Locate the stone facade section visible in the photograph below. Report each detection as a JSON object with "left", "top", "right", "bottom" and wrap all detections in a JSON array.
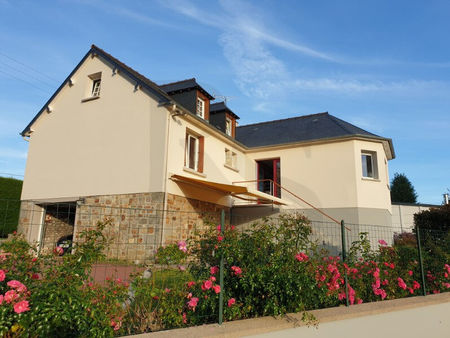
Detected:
[
  {"left": 18, "top": 192, "right": 229, "bottom": 263},
  {"left": 163, "top": 193, "right": 229, "bottom": 244},
  {"left": 75, "top": 192, "right": 165, "bottom": 264}
]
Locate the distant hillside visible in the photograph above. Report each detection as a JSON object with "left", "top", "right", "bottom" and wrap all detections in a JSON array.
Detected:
[{"left": 0, "top": 177, "right": 23, "bottom": 237}]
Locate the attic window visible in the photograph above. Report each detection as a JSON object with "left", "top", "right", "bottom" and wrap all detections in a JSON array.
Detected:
[
  {"left": 83, "top": 72, "right": 102, "bottom": 101},
  {"left": 225, "top": 118, "right": 232, "bottom": 136},
  {"left": 92, "top": 79, "right": 101, "bottom": 97},
  {"left": 196, "top": 97, "right": 205, "bottom": 118}
]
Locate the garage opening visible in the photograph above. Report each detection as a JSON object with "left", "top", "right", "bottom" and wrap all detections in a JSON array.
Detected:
[{"left": 40, "top": 202, "right": 76, "bottom": 255}]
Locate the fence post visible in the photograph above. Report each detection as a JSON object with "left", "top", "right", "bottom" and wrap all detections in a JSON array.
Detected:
[
  {"left": 416, "top": 225, "right": 427, "bottom": 296},
  {"left": 341, "top": 220, "right": 349, "bottom": 307},
  {"left": 218, "top": 209, "right": 225, "bottom": 325}
]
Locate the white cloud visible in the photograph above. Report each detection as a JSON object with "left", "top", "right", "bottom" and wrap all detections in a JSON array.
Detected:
[{"left": 161, "top": 0, "right": 450, "bottom": 103}]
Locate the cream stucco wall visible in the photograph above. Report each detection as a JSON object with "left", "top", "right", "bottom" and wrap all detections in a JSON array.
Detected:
[
  {"left": 243, "top": 139, "right": 391, "bottom": 214},
  {"left": 21, "top": 55, "right": 168, "bottom": 200},
  {"left": 166, "top": 114, "right": 247, "bottom": 206}
]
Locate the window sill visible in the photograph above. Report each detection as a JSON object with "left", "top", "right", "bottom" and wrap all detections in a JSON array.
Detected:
[
  {"left": 81, "top": 96, "right": 100, "bottom": 103},
  {"left": 183, "top": 166, "right": 206, "bottom": 178},
  {"left": 362, "top": 177, "right": 380, "bottom": 182},
  {"left": 224, "top": 163, "right": 239, "bottom": 173}
]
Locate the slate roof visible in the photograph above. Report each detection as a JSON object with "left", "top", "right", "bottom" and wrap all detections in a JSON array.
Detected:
[
  {"left": 160, "top": 78, "right": 214, "bottom": 100},
  {"left": 210, "top": 102, "right": 240, "bottom": 119},
  {"left": 236, "top": 112, "right": 394, "bottom": 156}
]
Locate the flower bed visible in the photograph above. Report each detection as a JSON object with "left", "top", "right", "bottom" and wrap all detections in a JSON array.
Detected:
[{"left": 0, "top": 215, "right": 449, "bottom": 336}]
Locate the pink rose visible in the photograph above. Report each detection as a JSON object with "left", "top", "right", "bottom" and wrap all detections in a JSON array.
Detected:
[
  {"left": 7, "top": 280, "right": 27, "bottom": 293},
  {"left": 397, "top": 277, "right": 407, "bottom": 290},
  {"left": 187, "top": 297, "right": 199, "bottom": 311},
  {"left": 187, "top": 281, "right": 195, "bottom": 288},
  {"left": 4, "top": 290, "right": 19, "bottom": 304},
  {"left": 202, "top": 280, "right": 213, "bottom": 290},
  {"left": 177, "top": 241, "right": 187, "bottom": 253},
  {"left": 227, "top": 298, "right": 236, "bottom": 307},
  {"left": 378, "top": 239, "right": 388, "bottom": 246},
  {"left": 210, "top": 266, "right": 219, "bottom": 275},
  {"left": 217, "top": 235, "right": 224, "bottom": 242},
  {"left": 0, "top": 269, "right": 5, "bottom": 282},
  {"left": 13, "top": 300, "right": 30, "bottom": 314},
  {"left": 413, "top": 281, "right": 421, "bottom": 290},
  {"left": 231, "top": 266, "right": 242, "bottom": 276},
  {"left": 210, "top": 276, "right": 216, "bottom": 282},
  {"left": 212, "top": 285, "right": 221, "bottom": 294},
  {"left": 54, "top": 246, "right": 64, "bottom": 255},
  {"left": 182, "top": 312, "right": 187, "bottom": 324},
  {"left": 295, "top": 252, "right": 309, "bottom": 262}
]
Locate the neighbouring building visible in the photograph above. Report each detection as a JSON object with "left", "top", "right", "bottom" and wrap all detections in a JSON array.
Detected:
[{"left": 17, "top": 45, "right": 396, "bottom": 260}]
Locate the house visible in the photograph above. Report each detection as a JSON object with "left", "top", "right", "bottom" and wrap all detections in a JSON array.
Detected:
[{"left": 17, "top": 45, "right": 395, "bottom": 259}]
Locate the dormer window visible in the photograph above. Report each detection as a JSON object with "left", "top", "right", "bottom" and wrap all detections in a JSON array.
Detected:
[
  {"left": 225, "top": 118, "right": 232, "bottom": 136},
  {"left": 196, "top": 97, "right": 205, "bottom": 118},
  {"left": 92, "top": 79, "right": 101, "bottom": 97}
]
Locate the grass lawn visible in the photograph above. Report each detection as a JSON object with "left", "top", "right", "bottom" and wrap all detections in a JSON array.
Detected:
[{"left": 0, "top": 177, "right": 23, "bottom": 237}]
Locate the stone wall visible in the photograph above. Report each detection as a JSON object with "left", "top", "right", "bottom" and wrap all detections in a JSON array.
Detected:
[
  {"left": 163, "top": 193, "right": 229, "bottom": 244},
  {"left": 18, "top": 192, "right": 229, "bottom": 263},
  {"left": 75, "top": 192, "right": 165, "bottom": 263}
]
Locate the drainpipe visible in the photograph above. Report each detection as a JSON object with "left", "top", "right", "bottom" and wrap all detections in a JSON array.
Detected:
[{"left": 160, "top": 104, "right": 175, "bottom": 247}]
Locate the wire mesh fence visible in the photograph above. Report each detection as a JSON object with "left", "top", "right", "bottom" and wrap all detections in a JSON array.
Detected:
[{"left": 0, "top": 199, "right": 449, "bottom": 334}]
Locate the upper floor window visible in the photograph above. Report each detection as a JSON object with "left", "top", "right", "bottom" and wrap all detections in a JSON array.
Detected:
[
  {"left": 196, "top": 97, "right": 205, "bottom": 118},
  {"left": 225, "top": 118, "right": 232, "bottom": 136},
  {"left": 362, "top": 151, "right": 378, "bottom": 179},
  {"left": 225, "top": 148, "right": 237, "bottom": 169},
  {"left": 92, "top": 79, "right": 101, "bottom": 97},
  {"left": 83, "top": 72, "right": 102, "bottom": 101},
  {"left": 185, "top": 131, "right": 204, "bottom": 172}
]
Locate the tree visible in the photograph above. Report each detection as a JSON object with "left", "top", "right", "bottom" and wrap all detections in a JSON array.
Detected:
[{"left": 390, "top": 173, "right": 418, "bottom": 203}]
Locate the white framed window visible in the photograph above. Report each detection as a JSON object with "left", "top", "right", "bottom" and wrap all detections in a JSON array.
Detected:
[
  {"left": 225, "top": 148, "right": 237, "bottom": 169},
  {"left": 196, "top": 97, "right": 205, "bottom": 118},
  {"left": 186, "top": 134, "right": 199, "bottom": 171},
  {"left": 83, "top": 72, "right": 102, "bottom": 101},
  {"left": 361, "top": 151, "right": 378, "bottom": 179},
  {"left": 91, "top": 79, "right": 102, "bottom": 97},
  {"left": 91, "top": 79, "right": 101, "bottom": 97},
  {"left": 225, "top": 118, "right": 232, "bottom": 136}
]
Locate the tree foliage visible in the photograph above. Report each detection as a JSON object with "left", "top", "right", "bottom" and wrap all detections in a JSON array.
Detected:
[{"left": 390, "top": 173, "right": 418, "bottom": 203}]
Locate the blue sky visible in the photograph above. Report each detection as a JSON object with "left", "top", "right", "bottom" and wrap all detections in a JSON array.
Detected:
[{"left": 0, "top": 0, "right": 449, "bottom": 204}]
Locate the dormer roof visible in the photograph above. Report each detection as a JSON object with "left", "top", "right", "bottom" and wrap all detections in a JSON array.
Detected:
[
  {"left": 160, "top": 78, "right": 215, "bottom": 100},
  {"left": 210, "top": 102, "right": 240, "bottom": 120}
]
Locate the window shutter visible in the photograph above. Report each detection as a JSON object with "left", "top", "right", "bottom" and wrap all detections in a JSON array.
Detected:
[{"left": 198, "top": 137, "right": 204, "bottom": 173}]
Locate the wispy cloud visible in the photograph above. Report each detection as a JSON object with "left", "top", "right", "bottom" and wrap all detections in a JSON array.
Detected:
[{"left": 161, "top": 0, "right": 449, "bottom": 104}]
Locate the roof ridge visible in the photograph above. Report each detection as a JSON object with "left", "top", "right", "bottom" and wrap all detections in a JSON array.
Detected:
[
  {"left": 159, "top": 78, "right": 196, "bottom": 87},
  {"left": 237, "top": 112, "right": 329, "bottom": 129}
]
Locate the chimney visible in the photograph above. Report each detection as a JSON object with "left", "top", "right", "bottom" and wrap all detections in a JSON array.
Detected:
[{"left": 444, "top": 193, "right": 449, "bottom": 205}]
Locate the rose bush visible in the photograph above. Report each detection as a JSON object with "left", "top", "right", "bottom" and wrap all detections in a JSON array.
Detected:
[{"left": 1, "top": 214, "right": 449, "bottom": 336}]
